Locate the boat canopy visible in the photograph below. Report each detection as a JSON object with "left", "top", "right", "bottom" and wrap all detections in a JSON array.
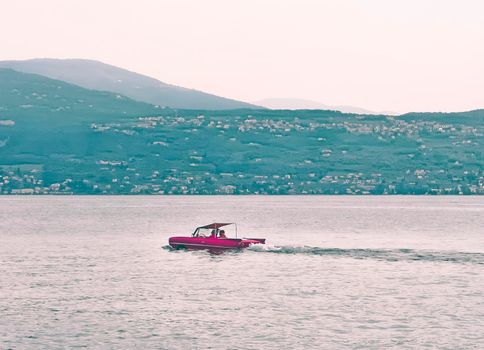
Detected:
[{"left": 199, "top": 223, "right": 233, "bottom": 229}]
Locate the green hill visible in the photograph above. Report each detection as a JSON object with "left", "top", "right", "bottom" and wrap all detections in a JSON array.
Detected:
[
  {"left": 0, "top": 68, "right": 159, "bottom": 120},
  {"left": 0, "top": 69, "right": 482, "bottom": 195},
  {"left": 0, "top": 58, "right": 261, "bottom": 110}
]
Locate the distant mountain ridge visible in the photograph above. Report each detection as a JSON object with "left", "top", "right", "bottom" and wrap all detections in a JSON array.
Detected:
[
  {"left": 0, "top": 58, "right": 261, "bottom": 110},
  {"left": 254, "top": 98, "right": 398, "bottom": 115},
  {"left": 0, "top": 68, "right": 159, "bottom": 120}
]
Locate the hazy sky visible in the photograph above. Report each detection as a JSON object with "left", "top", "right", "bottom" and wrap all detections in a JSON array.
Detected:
[{"left": 1, "top": 0, "right": 483, "bottom": 113}]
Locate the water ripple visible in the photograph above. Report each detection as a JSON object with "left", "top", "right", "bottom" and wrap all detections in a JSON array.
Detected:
[{"left": 248, "top": 245, "right": 484, "bottom": 264}]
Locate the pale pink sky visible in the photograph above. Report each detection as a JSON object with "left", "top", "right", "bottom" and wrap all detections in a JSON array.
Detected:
[{"left": 1, "top": 0, "right": 483, "bottom": 113}]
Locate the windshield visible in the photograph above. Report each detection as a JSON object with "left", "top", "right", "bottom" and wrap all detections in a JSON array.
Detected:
[{"left": 192, "top": 227, "right": 229, "bottom": 238}]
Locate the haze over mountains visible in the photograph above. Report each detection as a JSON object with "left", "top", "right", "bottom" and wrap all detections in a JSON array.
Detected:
[
  {"left": 254, "top": 98, "right": 398, "bottom": 115},
  {"left": 0, "top": 58, "right": 260, "bottom": 110},
  {"left": 0, "top": 58, "right": 453, "bottom": 115}
]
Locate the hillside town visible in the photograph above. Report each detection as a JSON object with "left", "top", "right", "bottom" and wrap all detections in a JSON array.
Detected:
[{"left": 1, "top": 112, "right": 482, "bottom": 195}]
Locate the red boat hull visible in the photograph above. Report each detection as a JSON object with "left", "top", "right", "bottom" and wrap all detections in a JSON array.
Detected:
[{"left": 169, "top": 236, "right": 265, "bottom": 250}]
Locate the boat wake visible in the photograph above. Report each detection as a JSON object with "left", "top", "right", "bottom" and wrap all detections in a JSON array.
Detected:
[{"left": 247, "top": 245, "right": 484, "bottom": 265}]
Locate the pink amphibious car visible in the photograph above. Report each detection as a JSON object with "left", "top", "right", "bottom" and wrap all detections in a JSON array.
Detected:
[{"left": 169, "top": 223, "right": 265, "bottom": 250}]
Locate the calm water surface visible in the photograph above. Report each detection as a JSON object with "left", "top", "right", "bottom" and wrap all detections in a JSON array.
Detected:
[{"left": 0, "top": 196, "right": 483, "bottom": 349}]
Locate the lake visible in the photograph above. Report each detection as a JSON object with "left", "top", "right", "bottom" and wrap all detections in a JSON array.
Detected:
[{"left": 0, "top": 196, "right": 483, "bottom": 349}]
